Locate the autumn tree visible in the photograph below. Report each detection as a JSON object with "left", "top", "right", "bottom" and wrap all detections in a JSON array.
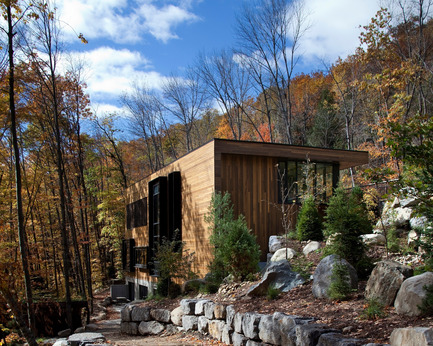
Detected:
[{"left": 235, "top": 0, "right": 308, "bottom": 144}]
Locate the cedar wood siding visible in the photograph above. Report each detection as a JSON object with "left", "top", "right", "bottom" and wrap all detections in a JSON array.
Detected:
[
  {"left": 214, "top": 139, "right": 369, "bottom": 261},
  {"left": 125, "top": 141, "right": 215, "bottom": 280}
]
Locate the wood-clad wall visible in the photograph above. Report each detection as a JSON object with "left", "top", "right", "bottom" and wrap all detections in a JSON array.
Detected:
[
  {"left": 219, "top": 153, "right": 298, "bottom": 260},
  {"left": 125, "top": 141, "right": 216, "bottom": 281}
]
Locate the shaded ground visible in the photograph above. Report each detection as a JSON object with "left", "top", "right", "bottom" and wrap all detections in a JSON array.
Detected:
[{"left": 91, "top": 242, "right": 433, "bottom": 345}]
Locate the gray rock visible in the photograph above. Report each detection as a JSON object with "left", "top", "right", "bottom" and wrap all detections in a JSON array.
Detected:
[
  {"left": 270, "top": 247, "right": 296, "bottom": 262},
  {"left": 84, "top": 323, "right": 99, "bottom": 332},
  {"left": 273, "top": 312, "right": 314, "bottom": 346},
  {"left": 150, "top": 308, "right": 171, "bottom": 323},
  {"left": 246, "top": 341, "right": 268, "bottom": 346},
  {"left": 394, "top": 272, "right": 433, "bottom": 316},
  {"left": 303, "top": 241, "right": 322, "bottom": 256},
  {"left": 222, "top": 324, "right": 233, "bottom": 345},
  {"left": 52, "top": 339, "right": 68, "bottom": 346},
  {"left": 408, "top": 229, "right": 419, "bottom": 246},
  {"left": 138, "top": 321, "right": 165, "bottom": 335},
  {"left": 232, "top": 331, "right": 249, "bottom": 346},
  {"left": 317, "top": 332, "right": 363, "bottom": 345},
  {"left": 131, "top": 305, "right": 151, "bottom": 322},
  {"left": 234, "top": 312, "right": 243, "bottom": 333},
  {"left": 242, "top": 312, "right": 263, "bottom": 340},
  {"left": 68, "top": 332, "right": 105, "bottom": 344},
  {"left": 120, "top": 322, "right": 138, "bottom": 335},
  {"left": 198, "top": 316, "right": 209, "bottom": 333},
  {"left": 365, "top": 260, "right": 413, "bottom": 306},
  {"left": 269, "top": 235, "right": 287, "bottom": 253},
  {"left": 195, "top": 299, "right": 210, "bottom": 315},
  {"left": 164, "top": 324, "right": 179, "bottom": 335},
  {"left": 312, "top": 255, "right": 358, "bottom": 299},
  {"left": 410, "top": 216, "right": 428, "bottom": 230},
  {"left": 120, "top": 304, "right": 133, "bottom": 322},
  {"left": 226, "top": 305, "right": 236, "bottom": 328},
  {"left": 390, "top": 327, "right": 433, "bottom": 346},
  {"left": 204, "top": 301, "right": 216, "bottom": 319},
  {"left": 182, "top": 315, "right": 198, "bottom": 331},
  {"left": 58, "top": 329, "right": 72, "bottom": 338},
  {"left": 214, "top": 303, "right": 227, "bottom": 319},
  {"left": 247, "top": 260, "right": 305, "bottom": 296},
  {"left": 180, "top": 299, "right": 197, "bottom": 315},
  {"left": 361, "top": 234, "right": 386, "bottom": 245},
  {"left": 258, "top": 314, "right": 280, "bottom": 345},
  {"left": 296, "top": 324, "right": 340, "bottom": 346},
  {"left": 209, "top": 320, "right": 225, "bottom": 341},
  {"left": 171, "top": 306, "right": 184, "bottom": 326}
]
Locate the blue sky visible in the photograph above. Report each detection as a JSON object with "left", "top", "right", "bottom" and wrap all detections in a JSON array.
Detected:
[{"left": 56, "top": 0, "right": 381, "bottom": 116}]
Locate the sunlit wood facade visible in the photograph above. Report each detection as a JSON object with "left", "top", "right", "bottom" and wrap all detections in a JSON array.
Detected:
[{"left": 123, "top": 139, "right": 369, "bottom": 298}]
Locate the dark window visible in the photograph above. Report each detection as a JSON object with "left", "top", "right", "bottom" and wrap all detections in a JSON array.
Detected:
[
  {"left": 277, "top": 160, "right": 338, "bottom": 204},
  {"left": 134, "top": 246, "right": 149, "bottom": 269},
  {"left": 122, "top": 238, "right": 136, "bottom": 272},
  {"left": 126, "top": 198, "right": 147, "bottom": 229},
  {"left": 138, "top": 285, "right": 148, "bottom": 299}
]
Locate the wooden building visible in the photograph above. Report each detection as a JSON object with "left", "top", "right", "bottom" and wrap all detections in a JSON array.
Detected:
[{"left": 123, "top": 139, "right": 368, "bottom": 299}]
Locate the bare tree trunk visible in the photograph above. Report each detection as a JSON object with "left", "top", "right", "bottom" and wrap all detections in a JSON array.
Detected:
[{"left": 6, "top": 5, "right": 37, "bottom": 344}]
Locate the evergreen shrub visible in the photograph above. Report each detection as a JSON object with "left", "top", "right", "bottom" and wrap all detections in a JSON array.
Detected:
[
  {"left": 296, "top": 196, "right": 323, "bottom": 241},
  {"left": 323, "top": 186, "right": 373, "bottom": 276},
  {"left": 205, "top": 192, "right": 260, "bottom": 283}
]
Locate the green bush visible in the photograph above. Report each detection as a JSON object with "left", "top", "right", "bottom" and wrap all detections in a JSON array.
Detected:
[
  {"left": 266, "top": 285, "right": 281, "bottom": 300},
  {"left": 327, "top": 260, "right": 353, "bottom": 301},
  {"left": 205, "top": 192, "right": 261, "bottom": 282},
  {"left": 361, "top": 298, "right": 387, "bottom": 320},
  {"left": 153, "top": 230, "right": 196, "bottom": 298},
  {"left": 324, "top": 186, "right": 372, "bottom": 273},
  {"left": 296, "top": 196, "right": 323, "bottom": 241}
]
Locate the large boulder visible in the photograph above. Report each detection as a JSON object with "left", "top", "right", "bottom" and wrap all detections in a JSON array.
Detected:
[
  {"left": 295, "top": 324, "right": 339, "bottom": 346},
  {"left": 410, "top": 216, "right": 429, "bottom": 230},
  {"left": 180, "top": 299, "right": 197, "bottom": 315},
  {"left": 241, "top": 312, "right": 263, "bottom": 340},
  {"left": 390, "top": 327, "right": 433, "bottom": 346},
  {"left": 365, "top": 260, "right": 413, "bottom": 306},
  {"left": 138, "top": 321, "right": 165, "bottom": 335},
  {"left": 303, "top": 241, "right": 321, "bottom": 256},
  {"left": 394, "top": 272, "right": 433, "bottom": 316},
  {"left": 131, "top": 305, "right": 151, "bottom": 322},
  {"left": 312, "top": 255, "right": 358, "bottom": 299},
  {"left": 247, "top": 260, "right": 305, "bottom": 296},
  {"left": 170, "top": 306, "right": 183, "bottom": 326},
  {"left": 182, "top": 315, "right": 198, "bottom": 331},
  {"left": 68, "top": 332, "right": 106, "bottom": 345},
  {"left": 208, "top": 320, "right": 225, "bottom": 341},
  {"left": 269, "top": 235, "right": 287, "bottom": 253},
  {"left": 150, "top": 308, "right": 171, "bottom": 323},
  {"left": 258, "top": 315, "right": 281, "bottom": 345},
  {"left": 270, "top": 247, "right": 297, "bottom": 262}
]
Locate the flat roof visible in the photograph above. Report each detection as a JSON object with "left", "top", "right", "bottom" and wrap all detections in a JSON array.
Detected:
[{"left": 213, "top": 138, "right": 369, "bottom": 170}]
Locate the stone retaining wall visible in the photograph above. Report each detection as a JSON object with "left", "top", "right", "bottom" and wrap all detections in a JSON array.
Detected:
[{"left": 120, "top": 299, "right": 368, "bottom": 345}]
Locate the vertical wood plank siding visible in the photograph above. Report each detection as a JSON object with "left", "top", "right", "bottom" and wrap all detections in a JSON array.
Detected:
[
  {"left": 125, "top": 141, "right": 216, "bottom": 280},
  {"left": 219, "top": 153, "right": 298, "bottom": 260}
]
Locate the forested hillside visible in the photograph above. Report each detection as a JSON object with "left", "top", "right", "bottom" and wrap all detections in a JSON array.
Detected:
[{"left": 0, "top": 0, "right": 432, "bottom": 344}]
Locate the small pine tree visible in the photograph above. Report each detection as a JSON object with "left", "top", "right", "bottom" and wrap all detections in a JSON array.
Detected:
[
  {"left": 153, "top": 230, "right": 196, "bottom": 298},
  {"left": 328, "top": 259, "right": 353, "bottom": 300},
  {"left": 205, "top": 192, "right": 261, "bottom": 282},
  {"left": 296, "top": 196, "right": 323, "bottom": 241},
  {"left": 324, "top": 186, "right": 372, "bottom": 274}
]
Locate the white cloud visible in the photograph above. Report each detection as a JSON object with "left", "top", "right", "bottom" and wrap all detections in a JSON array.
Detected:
[
  {"left": 301, "top": 0, "right": 380, "bottom": 66},
  {"left": 68, "top": 47, "right": 167, "bottom": 108},
  {"left": 57, "top": 0, "right": 199, "bottom": 44}
]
